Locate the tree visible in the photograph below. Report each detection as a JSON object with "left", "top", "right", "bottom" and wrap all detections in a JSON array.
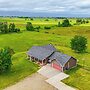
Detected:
[
  {"left": 0, "top": 22, "right": 8, "bottom": 33},
  {"left": 30, "top": 18, "right": 33, "bottom": 21},
  {"left": 70, "top": 35, "right": 87, "bottom": 53},
  {"left": 61, "top": 19, "right": 71, "bottom": 27},
  {"left": 0, "top": 22, "right": 3, "bottom": 32},
  {"left": 9, "top": 23, "right": 15, "bottom": 32},
  {"left": 58, "top": 22, "right": 61, "bottom": 27},
  {"left": 0, "top": 22, "right": 20, "bottom": 33},
  {"left": 86, "top": 20, "right": 89, "bottom": 23},
  {"left": 26, "top": 22, "right": 34, "bottom": 31},
  {"left": 82, "top": 19, "right": 85, "bottom": 24},
  {"left": 0, "top": 47, "right": 14, "bottom": 73},
  {"left": 76, "top": 19, "right": 82, "bottom": 24}
]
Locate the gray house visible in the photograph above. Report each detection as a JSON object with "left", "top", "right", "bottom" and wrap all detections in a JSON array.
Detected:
[{"left": 27, "top": 44, "right": 77, "bottom": 71}]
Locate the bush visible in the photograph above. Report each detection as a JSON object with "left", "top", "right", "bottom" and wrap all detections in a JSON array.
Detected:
[
  {"left": 14, "top": 28, "right": 20, "bottom": 32},
  {"left": 45, "top": 31, "right": 49, "bottom": 34},
  {"left": 26, "top": 22, "right": 34, "bottom": 31},
  {"left": 61, "top": 19, "right": 71, "bottom": 27},
  {"left": 34, "top": 26, "right": 40, "bottom": 30},
  {"left": 0, "top": 47, "right": 14, "bottom": 73},
  {"left": 70, "top": 35, "right": 87, "bottom": 53},
  {"left": 44, "top": 26, "right": 51, "bottom": 29}
]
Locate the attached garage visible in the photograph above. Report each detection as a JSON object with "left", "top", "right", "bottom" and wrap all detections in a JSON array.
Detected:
[
  {"left": 51, "top": 60, "right": 62, "bottom": 71},
  {"left": 49, "top": 52, "right": 77, "bottom": 72}
]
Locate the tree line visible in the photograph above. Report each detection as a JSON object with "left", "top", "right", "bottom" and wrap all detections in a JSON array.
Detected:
[{"left": 0, "top": 22, "right": 20, "bottom": 33}]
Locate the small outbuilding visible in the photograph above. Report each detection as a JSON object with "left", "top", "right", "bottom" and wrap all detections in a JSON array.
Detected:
[{"left": 27, "top": 44, "right": 77, "bottom": 72}]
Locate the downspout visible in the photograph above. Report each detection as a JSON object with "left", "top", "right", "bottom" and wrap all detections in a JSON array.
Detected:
[{"left": 62, "top": 66, "right": 63, "bottom": 72}]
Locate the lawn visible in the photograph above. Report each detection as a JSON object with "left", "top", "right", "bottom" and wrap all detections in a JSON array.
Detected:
[
  {"left": 0, "top": 52, "right": 39, "bottom": 90},
  {"left": 0, "top": 17, "right": 90, "bottom": 90},
  {"left": 62, "top": 66, "right": 90, "bottom": 90}
]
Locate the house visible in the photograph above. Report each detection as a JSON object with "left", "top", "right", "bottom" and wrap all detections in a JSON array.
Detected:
[{"left": 27, "top": 44, "right": 77, "bottom": 72}]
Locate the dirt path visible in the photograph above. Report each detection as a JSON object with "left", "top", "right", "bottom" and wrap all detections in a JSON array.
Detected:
[{"left": 4, "top": 73, "right": 57, "bottom": 90}]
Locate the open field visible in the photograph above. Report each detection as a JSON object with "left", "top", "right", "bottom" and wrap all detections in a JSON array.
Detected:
[
  {"left": 0, "top": 17, "right": 90, "bottom": 30},
  {"left": 0, "top": 17, "right": 90, "bottom": 90}
]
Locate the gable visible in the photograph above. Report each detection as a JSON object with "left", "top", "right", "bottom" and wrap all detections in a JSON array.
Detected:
[{"left": 49, "top": 52, "right": 71, "bottom": 66}]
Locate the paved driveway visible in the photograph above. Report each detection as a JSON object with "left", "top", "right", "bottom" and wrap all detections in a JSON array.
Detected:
[
  {"left": 46, "top": 73, "right": 76, "bottom": 90},
  {"left": 38, "top": 64, "right": 76, "bottom": 90},
  {"left": 38, "top": 64, "right": 60, "bottom": 78},
  {"left": 4, "top": 73, "right": 57, "bottom": 90}
]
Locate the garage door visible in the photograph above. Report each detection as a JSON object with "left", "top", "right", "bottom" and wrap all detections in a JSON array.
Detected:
[{"left": 52, "top": 63, "right": 62, "bottom": 71}]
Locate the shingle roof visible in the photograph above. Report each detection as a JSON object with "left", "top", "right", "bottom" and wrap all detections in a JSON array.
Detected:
[
  {"left": 41, "top": 44, "right": 56, "bottom": 51},
  {"left": 27, "top": 44, "right": 72, "bottom": 66},
  {"left": 49, "top": 52, "right": 71, "bottom": 66},
  {"left": 27, "top": 46, "right": 54, "bottom": 60}
]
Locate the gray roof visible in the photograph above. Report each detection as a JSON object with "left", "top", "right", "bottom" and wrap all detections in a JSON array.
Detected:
[
  {"left": 27, "top": 46, "right": 54, "bottom": 60},
  {"left": 27, "top": 44, "right": 72, "bottom": 66},
  {"left": 49, "top": 52, "right": 71, "bottom": 66},
  {"left": 41, "top": 44, "right": 56, "bottom": 51}
]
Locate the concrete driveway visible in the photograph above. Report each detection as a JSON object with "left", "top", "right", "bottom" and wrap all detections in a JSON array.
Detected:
[
  {"left": 38, "top": 64, "right": 76, "bottom": 90},
  {"left": 46, "top": 73, "right": 76, "bottom": 90},
  {"left": 38, "top": 64, "right": 60, "bottom": 78}
]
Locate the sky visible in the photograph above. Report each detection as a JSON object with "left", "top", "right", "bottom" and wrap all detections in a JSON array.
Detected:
[{"left": 0, "top": 0, "right": 90, "bottom": 17}]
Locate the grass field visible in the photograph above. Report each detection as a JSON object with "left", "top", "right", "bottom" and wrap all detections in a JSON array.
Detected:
[{"left": 0, "top": 17, "right": 90, "bottom": 90}]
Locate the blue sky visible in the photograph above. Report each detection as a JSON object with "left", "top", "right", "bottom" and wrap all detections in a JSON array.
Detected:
[{"left": 0, "top": 0, "right": 90, "bottom": 17}]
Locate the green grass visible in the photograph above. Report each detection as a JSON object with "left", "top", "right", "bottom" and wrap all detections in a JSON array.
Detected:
[
  {"left": 62, "top": 66, "right": 90, "bottom": 90},
  {"left": 0, "top": 52, "right": 39, "bottom": 90},
  {"left": 0, "top": 17, "right": 90, "bottom": 90}
]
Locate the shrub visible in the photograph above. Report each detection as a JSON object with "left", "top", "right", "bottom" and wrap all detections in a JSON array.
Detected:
[
  {"left": 44, "top": 26, "right": 51, "bottom": 29},
  {"left": 45, "top": 31, "right": 49, "bottom": 34},
  {"left": 14, "top": 28, "right": 20, "bottom": 32},
  {"left": 34, "top": 26, "right": 40, "bottom": 30}
]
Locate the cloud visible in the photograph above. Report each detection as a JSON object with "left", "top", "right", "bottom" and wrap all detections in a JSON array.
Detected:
[{"left": 0, "top": 0, "right": 90, "bottom": 16}]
